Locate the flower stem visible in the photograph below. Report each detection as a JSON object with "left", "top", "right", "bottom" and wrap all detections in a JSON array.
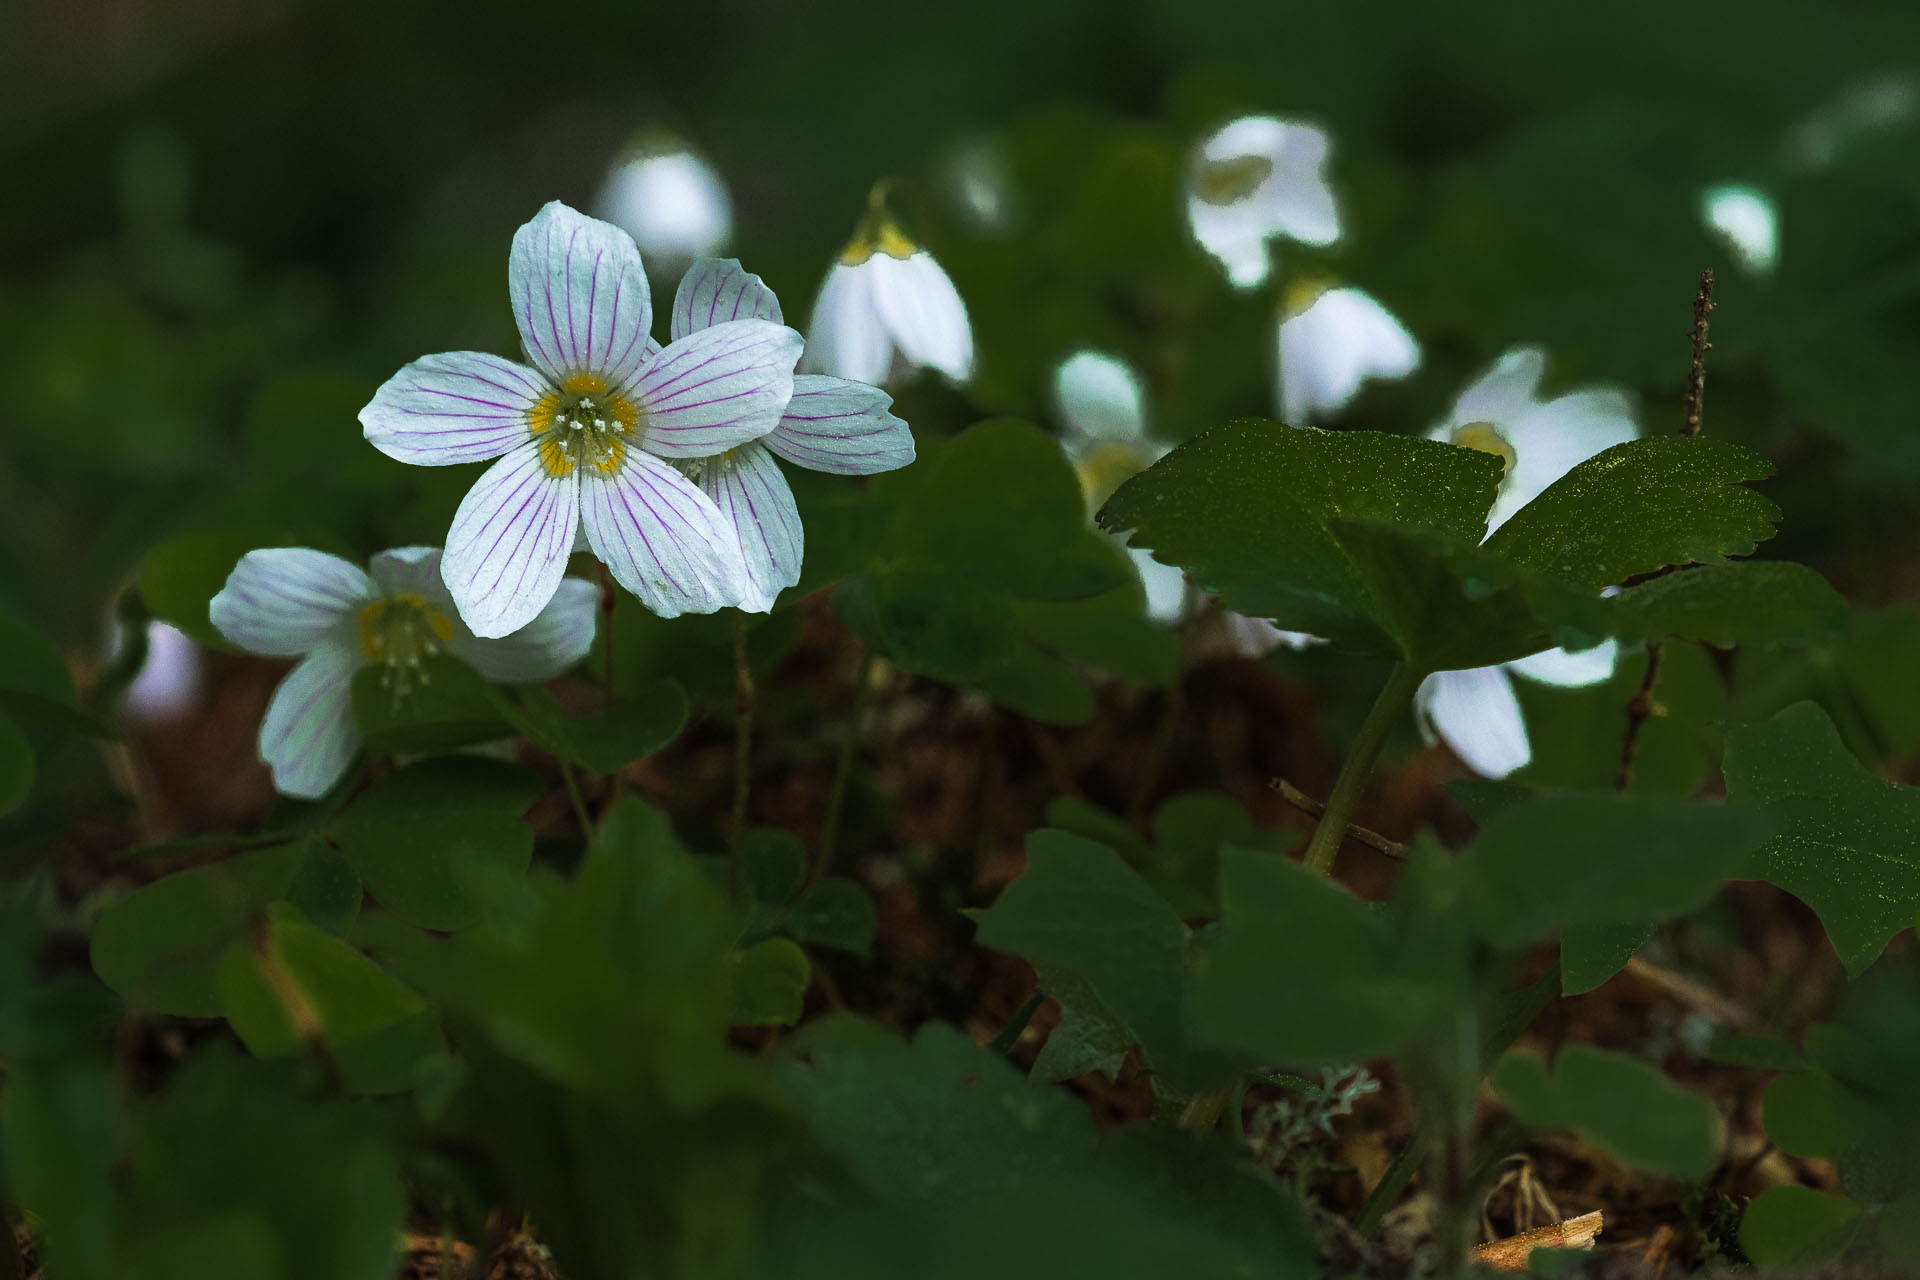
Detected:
[
  {"left": 729, "top": 610, "right": 755, "bottom": 886},
  {"left": 814, "top": 647, "right": 873, "bottom": 885},
  {"left": 1300, "top": 661, "right": 1423, "bottom": 877}
]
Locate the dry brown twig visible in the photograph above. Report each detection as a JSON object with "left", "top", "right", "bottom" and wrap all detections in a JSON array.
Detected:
[
  {"left": 1472, "top": 1210, "right": 1605, "bottom": 1272},
  {"left": 1269, "top": 778, "right": 1407, "bottom": 859}
]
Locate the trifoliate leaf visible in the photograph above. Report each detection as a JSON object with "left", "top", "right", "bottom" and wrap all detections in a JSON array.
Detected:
[
  {"left": 1098, "top": 421, "right": 1503, "bottom": 662},
  {"left": 1723, "top": 701, "right": 1920, "bottom": 975},
  {"left": 739, "top": 828, "right": 808, "bottom": 906},
  {"left": 216, "top": 912, "right": 424, "bottom": 1058},
  {"left": 1485, "top": 437, "right": 1780, "bottom": 592},
  {"left": 1493, "top": 1045, "right": 1720, "bottom": 1178}
]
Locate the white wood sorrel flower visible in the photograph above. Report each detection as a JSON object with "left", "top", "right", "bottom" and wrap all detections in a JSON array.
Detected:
[
  {"left": 802, "top": 207, "right": 972, "bottom": 387},
  {"left": 1186, "top": 116, "right": 1340, "bottom": 290},
  {"left": 1274, "top": 281, "right": 1421, "bottom": 424},
  {"left": 1414, "top": 347, "right": 1641, "bottom": 778},
  {"left": 360, "top": 201, "right": 803, "bottom": 636},
  {"left": 210, "top": 546, "right": 597, "bottom": 799},
  {"left": 668, "top": 256, "right": 916, "bottom": 611}
]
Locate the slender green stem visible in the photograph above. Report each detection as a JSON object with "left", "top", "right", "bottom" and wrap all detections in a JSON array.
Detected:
[
  {"left": 814, "top": 649, "right": 873, "bottom": 885},
  {"left": 598, "top": 563, "right": 618, "bottom": 708},
  {"left": 559, "top": 761, "right": 593, "bottom": 840},
  {"left": 730, "top": 610, "right": 754, "bottom": 885},
  {"left": 1300, "top": 661, "right": 1424, "bottom": 877},
  {"left": 988, "top": 991, "right": 1044, "bottom": 1056}
]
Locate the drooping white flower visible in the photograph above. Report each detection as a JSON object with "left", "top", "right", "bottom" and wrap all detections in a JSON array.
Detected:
[
  {"left": 361, "top": 201, "right": 802, "bottom": 636},
  {"left": 803, "top": 208, "right": 972, "bottom": 386},
  {"left": 1050, "top": 350, "right": 1186, "bottom": 623},
  {"left": 592, "top": 140, "right": 733, "bottom": 265},
  {"left": 1413, "top": 347, "right": 1640, "bottom": 777},
  {"left": 1186, "top": 117, "right": 1340, "bottom": 290},
  {"left": 666, "top": 257, "right": 915, "bottom": 612},
  {"left": 1701, "top": 185, "right": 1778, "bottom": 274},
  {"left": 1275, "top": 283, "right": 1421, "bottom": 424},
  {"left": 210, "top": 546, "right": 596, "bottom": 799},
  {"left": 110, "top": 620, "right": 202, "bottom": 722}
]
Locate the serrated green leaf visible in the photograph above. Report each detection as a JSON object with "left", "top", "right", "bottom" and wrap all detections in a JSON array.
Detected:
[
  {"left": 1610, "top": 561, "right": 1851, "bottom": 648},
  {"left": 1459, "top": 792, "right": 1773, "bottom": 948},
  {"left": 329, "top": 757, "right": 542, "bottom": 931},
  {"left": 1724, "top": 701, "right": 1920, "bottom": 975},
  {"left": 731, "top": 938, "right": 811, "bottom": 1027},
  {"left": 1485, "top": 437, "right": 1780, "bottom": 592},
  {"left": 1493, "top": 1045, "right": 1719, "bottom": 1178},
  {"left": 1098, "top": 421, "right": 1503, "bottom": 662},
  {"left": 1739, "top": 1186, "right": 1869, "bottom": 1269},
  {"left": 787, "top": 878, "right": 877, "bottom": 955}
]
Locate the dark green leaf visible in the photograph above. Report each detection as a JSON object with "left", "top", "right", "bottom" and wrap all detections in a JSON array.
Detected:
[
  {"left": 1762, "top": 1069, "right": 1877, "bottom": 1159},
  {"left": 1493, "top": 1045, "right": 1720, "bottom": 1178},
  {"left": 731, "top": 938, "right": 811, "bottom": 1027},
  {"left": 1724, "top": 701, "right": 1920, "bottom": 975},
  {"left": 1030, "top": 964, "right": 1132, "bottom": 1084},
  {"left": 740, "top": 828, "right": 808, "bottom": 905},
  {"left": 1705, "top": 1034, "right": 1806, "bottom": 1071},
  {"left": 1098, "top": 421, "right": 1502, "bottom": 662},
  {"left": 1485, "top": 437, "right": 1781, "bottom": 592},
  {"left": 1559, "top": 923, "right": 1653, "bottom": 995},
  {"left": 216, "top": 912, "right": 425, "bottom": 1057},
  {"left": 1739, "top": 1186, "right": 1869, "bottom": 1269},
  {"left": 351, "top": 654, "right": 511, "bottom": 755},
  {"left": 0, "top": 716, "right": 33, "bottom": 817},
  {"left": 1610, "top": 561, "right": 1851, "bottom": 648},
  {"left": 329, "top": 757, "right": 543, "bottom": 931},
  {"left": 834, "top": 569, "right": 1019, "bottom": 686},
  {"left": 787, "top": 879, "right": 877, "bottom": 955}
]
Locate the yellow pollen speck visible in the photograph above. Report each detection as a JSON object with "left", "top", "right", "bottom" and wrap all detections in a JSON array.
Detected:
[
  {"left": 529, "top": 374, "right": 636, "bottom": 479},
  {"left": 1450, "top": 422, "right": 1518, "bottom": 477}
]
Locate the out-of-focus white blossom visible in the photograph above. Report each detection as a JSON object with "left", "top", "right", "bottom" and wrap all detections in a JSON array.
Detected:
[
  {"left": 1275, "top": 283, "right": 1420, "bottom": 424},
  {"left": 1702, "top": 185, "right": 1778, "bottom": 274},
  {"left": 592, "top": 141, "right": 733, "bottom": 266},
  {"left": 1186, "top": 116, "right": 1340, "bottom": 290}
]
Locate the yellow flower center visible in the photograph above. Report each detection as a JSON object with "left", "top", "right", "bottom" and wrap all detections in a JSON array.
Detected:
[
  {"left": 1194, "top": 152, "right": 1274, "bottom": 206},
  {"left": 840, "top": 219, "right": 918, "bottom": 266},
  {"left": 1450, "top": 421, "right": 1517, "bottom": 477},
  {"left": 357, "top": 593, "right": 454, "bottom": 670},
  {"left": 1074, "top": 440, "right": 1156, "bottom": 511},
  {"left": 527, "top": 372, "right": 637, "bottom": 478}
]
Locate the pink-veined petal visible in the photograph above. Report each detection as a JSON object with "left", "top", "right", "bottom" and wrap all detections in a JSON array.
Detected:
[
  {"left": 580, "top": 453, "right": 750, "bottom": 617},
  {"left": 763, "top": 375, "right": 914, "bottom": 475},
  {"left": 630, "top": 319, "right": 803, "bottom": 458},
  {"left": 1416, "top": 666, "right": 1530, "bottom": 779},
  {"left": 258, "top": 640, "right": 360, "bottom": 799},
  {"left": 441, "top": 441, "right": 581, "bottom": 639},
  {"left": 870, "top": 251, "right": 973, "bottom": 382},
  {"left": 210, "top": 548, "right": 374, "bottom": 657},
  {"left": 360, "top": 351, "right": 547, "bottom": 465},
  {"left": 700, "top": 443, "right": 803, "bottom": 613},
  {"left": 801, "top": 262, "right": 891, "bottom": 384},
  {"left": 454, "top": 576, "right": 599, "bottom": 682},
  {"left": 366, "top": 546, "right": 443, "bottom": 596},
  {"left": 671, "top": 257, "right": 783, "bottom": 342},
  {"left": 508, "top": 201, "right": 653, "bottom": 386}
]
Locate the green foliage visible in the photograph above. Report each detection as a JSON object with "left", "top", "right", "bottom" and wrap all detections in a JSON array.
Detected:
[
  {"left": 1739, "top": 1187, "right": 1870, "bottom": 1269},
  {"left": 215, "top": 910, "right": 425, "bottom": 1058},
  {"left": 1492, "top": 1046, "right": 1720, "bottom": 1179},
  {"left": 1608, "top": 561, "right": 1851, "bottom": 648},
  {"left": 731, "top": 938, "right": 812, "bottom": 1027},
  {"left": 1724, "top": 701, "right": 1920, "bottom": 974}
]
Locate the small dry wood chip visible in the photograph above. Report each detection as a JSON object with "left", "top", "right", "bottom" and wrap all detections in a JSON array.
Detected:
[{"left": 1471, "top": 1209, "right": 1604, "bottom": 1271}]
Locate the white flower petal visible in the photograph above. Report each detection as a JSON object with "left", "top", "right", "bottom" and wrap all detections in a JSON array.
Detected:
[
  {"left": 1416, "top": 666, "right": 1531, "bottom": 779},
  {"left": 359, "top": 351, "right": 546, "bottom": 466},
  {"left": 455, "top": 575, "right": 599, "bottom": 682},
  {"left": 441, "top": 441, "right": 581, "bottom": 639},
  {"left": 802, "top": 262, "right": 892, "bottom": 384},
  {"left": 700, "top": 442, "right": 803, "bottom": 613},
  {"left": 869, "top": 251, "right": 974, "bottom": 382},
  {"left": 258, "top": 640, "right": 361, "bottom": 800},
  {"left": 1491, "top": 388, "right": 1639, "bottom": 529},
  {"left": 763, "top": 375, "right": 915, "bottom": 475},
  {"left": 671, "top": 257, "right": 783, "bottom": 342},
  {"left": 210, "top": 548, "right": 374, "bottom": 657},
  {"left": 580, "top": 452, "right": 750, "bottom": 617},
  {"left": 630, "top": 319, "right": 803, "bottom": 458},
  {"left": 1442, "top": 348, "right": 1546, "bottom": 431},
  {"left": 508, "top": 201, "right": 653, "bottom": 387},
  {"left": 1507, "top": 640, "right": 1619, "bottom": 690},
  {"left": 592, "top": 149, "right": 732, "bottom": 265},
  {"left": 1223, "top": 613, "right": 1319, "bottom": 657},
  {"left": 1053, "top": 350, "right": 1148, "bottom": 445},
  {"left": 1129, "top": 546, "right": 1188, "bottom": 624},
  {"left": 117, "top": 621, "right": 201, "bottom": 722},
  {"left": 1187, "top": 117, "right": 1340, "bottom": 287},
  {"left": 366, "top": 545, "right": 443, "bottom": 596},
  {"left": 1277, "top": 287, "right": 1420, "bottom": 423},
  {"left": 1702, "top": 185, "right": 1778, "bottom": 273}
]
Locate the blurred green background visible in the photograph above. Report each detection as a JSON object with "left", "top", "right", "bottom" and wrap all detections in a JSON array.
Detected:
[{"left": 4, "top": 0, "right": 1919, "bottom": 643}]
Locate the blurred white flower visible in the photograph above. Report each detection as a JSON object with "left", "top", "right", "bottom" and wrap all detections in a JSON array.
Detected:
[
  {"left": 1788, "top": 75, "right": 1918, "bottom": 170},
  {"left": 1051, "top": 350, "right": 1185, "bottom": 622},
  {"left": 669, "top": 257, "right": 916, "bottom": 612},
  {"left": 943, "top": 138, "right": 1013, "bottom": 232},
  {"left": 110, "top": 620, "right": 202, "bottom": 723},
  {"left": 210, "top": 546, "right": 597, "bottom": 799},
  {"left": 1187, "top": 117, "right": 1340, "bottom": 290},
  {"left": 1413, "top": 347, "right": 1640, "bottom": 777},
  {"left": 592, "top": 142, "right": 733, "bottom": 266},
  {"left": 804, "top": 208, "right": 973, "bottom": 386},
  {"left": 1701, "top": 185, "right": 1778, "bottom": 274},
  {"left": 362, "top": 201, "right": 801, "bottom": 635},
  {"left": 1276, "top": 284, "right": 1421, "bottom": 423}
]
